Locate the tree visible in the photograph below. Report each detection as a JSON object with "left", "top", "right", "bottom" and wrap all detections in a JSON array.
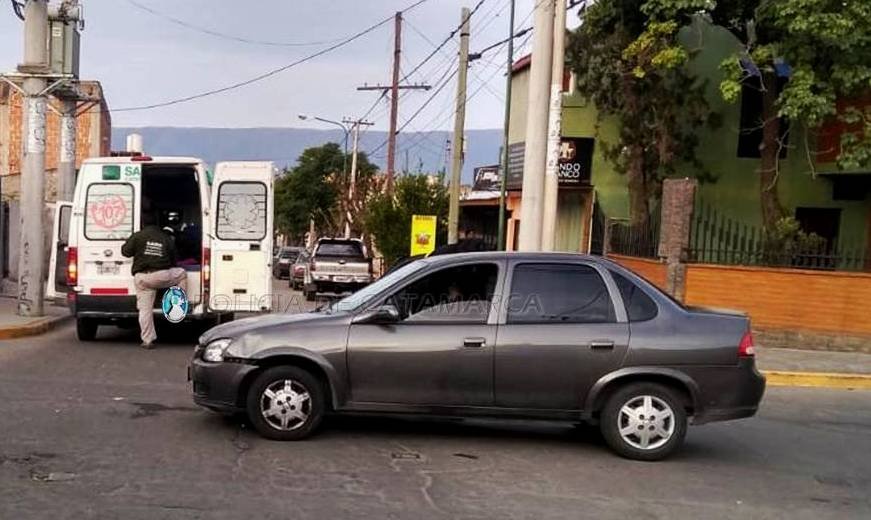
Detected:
[
  {"left": 644, "top": 0, "right": 871, "bottom": 228},
  {"left": 329, "top": 150, "right": 380, "bottom": 238},
  {"left": 567, "top": 0, "right": 718, "bottom": 227},
  {"left": 274, "top": 144, "right": 343, "bottom": 242},
  {"left": 363, "top": 174, "right": 449, "bottom": 266}
]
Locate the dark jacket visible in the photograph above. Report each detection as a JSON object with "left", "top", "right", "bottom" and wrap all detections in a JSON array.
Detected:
[{"left": 121, "top": 225, "right": 178, "bottom": 275}]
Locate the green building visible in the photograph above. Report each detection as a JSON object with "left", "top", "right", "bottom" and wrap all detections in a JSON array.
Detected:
[{"left": 500, "top": 19, "right": 870, "bottom": 268}]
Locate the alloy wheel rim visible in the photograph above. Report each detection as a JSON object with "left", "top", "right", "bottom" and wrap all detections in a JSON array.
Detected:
[
  {"left": 617, "top": 395, "right": 675, "bottom": 450},
  {"left": 260, "top": 379, "right": 311, "bottom": 431}
]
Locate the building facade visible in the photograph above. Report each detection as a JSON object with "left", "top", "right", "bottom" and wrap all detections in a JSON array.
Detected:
[
  {"left": 501, "top": 20, "right": 871, "bottom": 263},
  {"left": 0, "top": 80, "right": 111, "bottom": 288}
]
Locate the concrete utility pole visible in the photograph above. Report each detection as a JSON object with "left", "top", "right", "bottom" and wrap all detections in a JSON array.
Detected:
[
  {"left": 496, "top": 0, "right": 517, "bottom": 250},
  {"left": 517, "top": 0, "right": 554, "bottom": 251},
  {"left": 58, "top": 98, "right": 76, "bottom": 202},
  {"left": 541, "top": 0, "right": 567, "bottom": 251},
  {"left": 17, "top": 0, "right": 50, "bottom": 316},
  {"left": 342, "top": 117, "right": 374, "bottom": 238},
  {"left": 448, "top": 7, "right": 471, "bottom": 245}
]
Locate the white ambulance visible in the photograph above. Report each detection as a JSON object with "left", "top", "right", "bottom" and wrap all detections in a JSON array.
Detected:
[{"left": 48, "top": 155, "right": 275, "bottom": 341}]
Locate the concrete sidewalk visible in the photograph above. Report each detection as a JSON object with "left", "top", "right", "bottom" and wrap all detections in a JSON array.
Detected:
[
  {"left": 0, "top": 296, "right": 71, "bottom": 340},
  {"left": 757, "top": 346, "right": 871, "bottom": 389}
]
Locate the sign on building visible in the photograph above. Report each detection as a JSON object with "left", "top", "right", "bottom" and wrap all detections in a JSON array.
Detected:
[
  {"left": 410, "top": 215, "right": 437, "bottom": 256},
  {"left": 506, "top": 137, "right": 595, "bottom": 190},
  {"left": 473, "top": 165, "right": 501, "bottom": 191}
]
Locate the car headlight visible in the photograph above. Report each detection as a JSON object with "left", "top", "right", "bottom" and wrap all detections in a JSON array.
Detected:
[{"left": 202, "top": 338, "right": 232, "bottom": 362}]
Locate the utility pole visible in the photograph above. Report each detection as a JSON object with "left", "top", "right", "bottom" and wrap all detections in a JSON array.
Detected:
[
  {"left": 17, "top": 0, "right": 50, "bottom": 316},
  {"left": 358, "top": 12, "right": 430, "bottom": 192},
  {"left": 541, "top": 0, "right": 567, "bottom": 251},
  {"left": 388, "top": 12, "right": 402, "bottom": 187},
  {"left": 517, "top": 0, "right": 555, "bottom": 251},
  {"left": 57, "top": 98, "right": 76, "bottom": 202},
  {"left": 496, "top": 0, "right": 517, "bottom": 250},
  {"left": 448, "top": 7, "right": 471, "bottom": 245},
  {"left": 341, "top": 117, "right": 374, "bottom": 238}
]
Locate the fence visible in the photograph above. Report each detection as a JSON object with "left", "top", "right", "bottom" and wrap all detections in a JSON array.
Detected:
[
  {"left": 607, "top": 213, "right": 660, "bottom": 259},
  {"left": 688, "top": 201, "right": 868, "bottom": 272}
]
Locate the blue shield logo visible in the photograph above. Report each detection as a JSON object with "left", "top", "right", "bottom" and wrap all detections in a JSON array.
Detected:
[{"left": 162, "top": 286, "right": 189, "bottom": 324}]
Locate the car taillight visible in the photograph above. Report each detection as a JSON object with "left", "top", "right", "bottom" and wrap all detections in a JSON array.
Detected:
[
  {"left": 738, "top": 330, "right": 755, "bottom": 357},
  {"left": 202, "top": 247, "right": 211, "bottom": 284},
  {"left": 67, "top": 247, "right": 78, "bottom": 286}
]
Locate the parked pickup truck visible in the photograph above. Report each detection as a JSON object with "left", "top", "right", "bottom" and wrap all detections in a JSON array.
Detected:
[{"left": 303, "top": 238, "right": 372, "bottom": 301}]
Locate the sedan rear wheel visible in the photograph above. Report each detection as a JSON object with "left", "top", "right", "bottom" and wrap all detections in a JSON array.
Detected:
[
  {"left": 600, "top": 383, "right": 687, "bottom": 461},
  {"left": 246, "top": 366, "right": 325, "bottom": 441}
]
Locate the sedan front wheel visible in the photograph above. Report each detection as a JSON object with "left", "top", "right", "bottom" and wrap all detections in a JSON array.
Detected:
[
  {"left": 600, "top": 382, "right": 687, "bottom": 461},
  {"left": 246, "top": 366, "right": 325, "bottom": 441}
]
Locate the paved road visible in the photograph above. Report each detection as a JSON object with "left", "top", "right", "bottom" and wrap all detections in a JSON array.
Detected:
[{"left": 1, "top": 289, "right": 869, "bottom": 519}]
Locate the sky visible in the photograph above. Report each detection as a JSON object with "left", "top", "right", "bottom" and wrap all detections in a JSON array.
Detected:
[{"left": 1, "top": 0, "right": 581, "bottom": 132}]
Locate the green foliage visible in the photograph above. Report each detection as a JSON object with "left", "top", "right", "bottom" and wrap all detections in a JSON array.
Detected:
[
  {"left": 762, "top": 216, "right": 826, "bottom": 266},
  {"left": 567, "top": 0, "right": 718, "bottom": 222},
  {"left": 274, "top": 143, "right": 343, "bottom": 242},
  {"left": 363, "top": 175, "right": 448, "bottom": 266},
  {"left": 701, "top": 0, "right": 871, "bottom": 170}
]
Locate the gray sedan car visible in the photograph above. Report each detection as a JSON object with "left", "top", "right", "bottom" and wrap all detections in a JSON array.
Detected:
[{"left": 190, "top": 252, "right": 765, "bottom": 460}]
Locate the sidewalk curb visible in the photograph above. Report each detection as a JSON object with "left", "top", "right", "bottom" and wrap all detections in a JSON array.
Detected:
[
  {"left": 763, "top": 370, "right": 871, "bottom": 390},
  {"left": 0, "top": 314, "right": 73, "bottom": 340}
]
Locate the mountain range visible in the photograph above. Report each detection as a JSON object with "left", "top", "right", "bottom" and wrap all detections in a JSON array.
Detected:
[{"left": 112, "top": 127, "right": 504, "bottom": 184}]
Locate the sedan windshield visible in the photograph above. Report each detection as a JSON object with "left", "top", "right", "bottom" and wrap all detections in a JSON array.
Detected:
[{"left": 328, "top": 259, "right": 428, "bottom": 313}]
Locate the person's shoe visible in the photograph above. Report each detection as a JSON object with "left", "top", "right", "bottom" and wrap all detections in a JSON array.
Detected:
[{"left": 140, "top": 342, "right": 155, "bottom": 350}]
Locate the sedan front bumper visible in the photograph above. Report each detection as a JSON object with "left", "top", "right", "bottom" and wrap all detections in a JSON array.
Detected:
[{"left": 189, "top": 356, "right": 258, "bottom": 414}]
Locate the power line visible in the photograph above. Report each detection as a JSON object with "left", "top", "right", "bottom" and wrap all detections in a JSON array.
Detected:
[
  {"left": 367, "top": 65, "right": 458, "bottom": 156},
  {"left": 10, "top": 0, "right": 24, "bottom": 20},
  {"left": 125, "top": 0, "right": 345, "bottom": 47},
  {"left": 398, "top": 0, "right": 488, "bottom": 85},
  {"left": 112, "top": 0, "right": 431, "bottom": 113}
]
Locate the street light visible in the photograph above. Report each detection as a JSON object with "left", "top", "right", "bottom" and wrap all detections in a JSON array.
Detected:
[
  {"left": 297, "top": 113, "right": 352, "bottom": 237},
  {"left": 298, "top": 113, "right": 350, "bottom": 171}
]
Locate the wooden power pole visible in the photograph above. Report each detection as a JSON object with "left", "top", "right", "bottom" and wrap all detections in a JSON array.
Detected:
[{"left": 358, "top": 12, "right": 430, "bottom": 191}]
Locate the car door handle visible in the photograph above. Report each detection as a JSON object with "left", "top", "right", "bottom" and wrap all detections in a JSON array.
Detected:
[
  {"left": 589, "top": 340, "right": 615, "bottom": 350},
  {"left": 463, "top": 337, "right": 487, "bottom": 348}
]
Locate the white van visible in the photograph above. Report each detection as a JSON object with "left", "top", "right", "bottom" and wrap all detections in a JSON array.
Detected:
[{"left": 48, "top": 155, "right": 275, "bottom": 340}]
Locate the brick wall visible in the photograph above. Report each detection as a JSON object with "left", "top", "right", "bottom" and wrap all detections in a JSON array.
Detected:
[
  {"left": 609, "top": 254, "right": 668, "bottom": 289},
  {"left": 610, "top": 254, "right": 871, "bottom": 340},
  {"left": 6, "top": 91, "right": 96, "bottom": 174},
  {"left": 684, "top": 263, "right": 871, "bottom": 337},
  {"left": 1, "top": 81, "right": 110, "bottom": 200}
]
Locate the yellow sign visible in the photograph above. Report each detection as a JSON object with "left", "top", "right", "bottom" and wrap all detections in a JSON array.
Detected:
[{"left": 410, "top": 215, "right": 437, "bottom": 256}]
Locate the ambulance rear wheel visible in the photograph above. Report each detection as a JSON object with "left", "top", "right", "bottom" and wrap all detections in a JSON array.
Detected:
[{"left": 76, "top": 318, "right": 98, "bottom": 341}]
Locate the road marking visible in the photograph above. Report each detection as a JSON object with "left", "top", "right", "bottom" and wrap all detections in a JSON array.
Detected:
[{"left": 763, "top": 370, "right": 871, "bottom": 390}]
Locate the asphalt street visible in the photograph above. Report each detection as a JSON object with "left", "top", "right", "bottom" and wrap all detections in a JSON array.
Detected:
[{"left": 0, "top": 286, "right": 869, "bottom": 519}]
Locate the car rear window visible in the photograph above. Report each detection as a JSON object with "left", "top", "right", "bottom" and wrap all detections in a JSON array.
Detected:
[
  {"left": 279, "top": 250, "right": 299, "bottom": 260},
  {"left": 84, "top": 183, "right": 135, "bottom": 241},
  {"left": 317, "top": 241, "right": 364, "bottom": 257},
  {"left": 609, "top": 270, "right": 658, "bottom": 322}
]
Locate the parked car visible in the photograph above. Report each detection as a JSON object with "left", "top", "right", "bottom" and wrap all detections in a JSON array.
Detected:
[
  {"left": 49, "top": 157, "right": 276, "bottom": 341},
  {"left": 303, "top": 238, "right": 372, "bottom": 301},
  {"left": 190, "top": 252, "right": 765, "bottom": 461},
  {"left": 273, "top": 247, "right": 303, "bottom": 280},
  {"left": 290, "top": 250, "right": 310, "bottom": 290}
]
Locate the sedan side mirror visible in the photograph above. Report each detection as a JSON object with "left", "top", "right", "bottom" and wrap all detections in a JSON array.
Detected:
[{"left": 353, "top": 304, "right": 400, "bottom": 325}]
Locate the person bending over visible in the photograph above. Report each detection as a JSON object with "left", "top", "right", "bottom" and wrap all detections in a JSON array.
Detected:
[{"left": 121, "top": 214, "right": 187, "bottom": 349}]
